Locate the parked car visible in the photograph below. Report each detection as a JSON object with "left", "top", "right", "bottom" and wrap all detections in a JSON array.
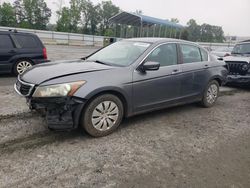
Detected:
[
  {"left": 210, "top": 46, "right": 234, "bottom": 58},
  {"left": 0, "top": 30, "right": 49, "bottom": 75},
  {"left": 15, "top": 38, "right": 228, "bottom": 137},
  {"left": 224, "top": 41, "right": 250, "bottom": 85}
]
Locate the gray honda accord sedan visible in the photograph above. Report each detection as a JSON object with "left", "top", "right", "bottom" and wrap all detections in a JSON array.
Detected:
[{"left": 15, "top": 38, "right": 228, "bottom": 137}]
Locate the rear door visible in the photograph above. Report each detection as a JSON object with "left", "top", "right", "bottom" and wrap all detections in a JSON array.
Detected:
[
  {"left": 133, "top": 43, "right": 182, "bottom": 113},
  {"left": 179, "top": 44, "right": 210, "bottom": 97},
  {"left": 0, "top": 34, "right": 15, "bottom": 73}
]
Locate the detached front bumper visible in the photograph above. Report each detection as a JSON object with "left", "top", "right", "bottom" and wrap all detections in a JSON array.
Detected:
[
  {"left": 28, "top": 97, "right": 86, "bottom": 130},
  {"left": 227, "top": 74, "right": 250, "bottom": 85}
]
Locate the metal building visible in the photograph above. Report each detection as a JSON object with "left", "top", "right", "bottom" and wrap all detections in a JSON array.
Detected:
[{"left": 109, "top": 11, "right": 184, "bottom": 38}]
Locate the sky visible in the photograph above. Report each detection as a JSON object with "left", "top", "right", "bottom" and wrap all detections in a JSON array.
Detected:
[{"left": 2, "top": 0, "right": 250, "bottom": 36}]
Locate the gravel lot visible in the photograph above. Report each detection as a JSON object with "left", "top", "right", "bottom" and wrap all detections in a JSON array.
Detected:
[{"left": 0, "top": 45, "right": 250, "bottom": 187}]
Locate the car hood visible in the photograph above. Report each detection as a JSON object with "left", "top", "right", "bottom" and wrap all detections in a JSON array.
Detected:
[
  {"left": 20, "top": 59, "right": 113, "bottom": 85},
  {"left": 224, "top": 56, "right": 250, "bottom": 63}
]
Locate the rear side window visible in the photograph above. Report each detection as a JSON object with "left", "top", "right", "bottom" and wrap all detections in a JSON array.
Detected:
[
  {"left": 180, "top": 44, "right": 202, "bottom": 63},
  {"left": 200, "top": 48, "right": 208, "bottom": 61},
  {"left": 0, "top": 34, "right": 14, "bottom": 48},
  {"left": 15, "top": 35, "right": 38, "bottom": 48}
]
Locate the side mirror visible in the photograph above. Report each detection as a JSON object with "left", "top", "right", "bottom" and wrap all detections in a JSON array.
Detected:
[{"left": 140, "top": 61, "right": 160, "bottom": 72}]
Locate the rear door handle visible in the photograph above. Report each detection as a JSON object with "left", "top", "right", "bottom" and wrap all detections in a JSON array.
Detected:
[
  {"left": 204, "top": 64, "right": 209, "bottom": 68},
  {"left": 172, "top": 69, "right": 181, "bottom": 74}
]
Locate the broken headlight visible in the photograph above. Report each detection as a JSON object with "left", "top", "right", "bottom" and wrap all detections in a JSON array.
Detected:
[{"left": 33, "top": 81, "right": 86, "bottom": 97}]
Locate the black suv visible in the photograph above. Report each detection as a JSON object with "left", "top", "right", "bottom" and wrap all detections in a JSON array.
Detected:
[{"left": 0, "top": 30, "right": 49, "bottom": 75}]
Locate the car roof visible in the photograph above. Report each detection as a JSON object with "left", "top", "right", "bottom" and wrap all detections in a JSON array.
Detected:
[
  {"left": 124, "top": 37, "right": 198, "bottom": 45},
  {"left": 0, "top": 30, "right": 36, "bottom": 37}
]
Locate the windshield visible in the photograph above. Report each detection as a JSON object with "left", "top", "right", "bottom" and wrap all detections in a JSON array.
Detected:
[
  {"left": 87, "top": 41, "right": 151, "bottom": 66},
  {"left": 232, "top": 43, "right": 250, "bottom": 54}
]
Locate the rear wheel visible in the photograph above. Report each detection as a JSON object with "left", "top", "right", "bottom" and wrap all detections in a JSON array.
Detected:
[
  {"left": 81, "top": 94, "right": 124, "bottom": 137},
  {"left": 201, "top": 80, "right": 219, "bottom": 108},
  {"left": 14, "top": 60, "right": 33, "bottom": 75}
]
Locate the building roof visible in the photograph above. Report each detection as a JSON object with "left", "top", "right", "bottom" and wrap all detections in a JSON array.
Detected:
[{"left": 109, "top": 11, "right": 184, "bottom": 29}]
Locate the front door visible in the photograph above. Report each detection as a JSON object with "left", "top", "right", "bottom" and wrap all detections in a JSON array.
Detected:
[{"left": 133, "top": 43, "right": 182, "bottom": 113}]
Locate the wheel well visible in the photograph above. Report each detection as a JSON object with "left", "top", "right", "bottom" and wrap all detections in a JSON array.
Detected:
[
  {"left": 213, "top": 78, "right": 222, "bottom": 86},
  {"left": 85, "top": 90, "right": 129, "bottom": 117}
]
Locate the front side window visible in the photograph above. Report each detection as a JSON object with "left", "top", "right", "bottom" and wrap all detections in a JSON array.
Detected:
[
  {"left": 0, "top": 34, "right": 14, "bottom": 48},
  {"left": 180, "top": 44, "right": 202, "bottom": 63},
  {"left": 14, "top": 35, "right": 38, "bottom": 48},
  {"left": 87, "top": 41, "right": 151, "bottom": 66},
  {"left": 146, "top": 43, "right": 178, "bottom": 67}
]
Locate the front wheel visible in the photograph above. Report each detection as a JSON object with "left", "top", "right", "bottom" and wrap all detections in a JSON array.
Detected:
[
  {"left": 81, "top": 94, "right": 124, "bottom": 137},
  {"left": 201, "top": 80, "right": 219, "bottom": 108}
]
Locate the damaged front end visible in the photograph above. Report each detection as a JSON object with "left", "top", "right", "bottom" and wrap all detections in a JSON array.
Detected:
[
  {"left": 14, "top": 76, "right": 86, "bottom": 130},
  {"left": 28, "top": 97, "right": 85, "bottom": 130}
]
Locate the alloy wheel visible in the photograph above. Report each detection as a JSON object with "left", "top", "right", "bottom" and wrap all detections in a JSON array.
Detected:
[{"left": 16, "top": 61, "right": 32, "bottom": 74}]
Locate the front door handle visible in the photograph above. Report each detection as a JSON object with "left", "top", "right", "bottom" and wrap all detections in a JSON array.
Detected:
[{"left": 204, "top": 64, "right": 209, "bottom": 68}]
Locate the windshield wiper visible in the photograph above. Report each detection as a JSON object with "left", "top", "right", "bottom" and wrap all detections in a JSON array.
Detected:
[
  {"left": 94, "top": 60, "right": 110, "bottom": 65},
  {"left": 85, "top": 59, "right": 111, "bottom": 66},
  {"left": 85, "top": 59, "right": 125, "bottom": 67}
]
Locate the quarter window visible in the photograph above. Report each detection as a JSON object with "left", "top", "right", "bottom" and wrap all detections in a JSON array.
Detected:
[
  {"left": 14, "top": 35, "right": 38, "bottom": 48},
  {"left": 146, "top": 44, "right": 178, "bottom": 67},
  {"left": 0, "top": 34, "right": 14, "bottom": 48},
  {"left": 180, "top": 44, "right": 202, "bottom": 63},
  {"left": 200, "top": 48, "right": 208, "bottom": 61}
]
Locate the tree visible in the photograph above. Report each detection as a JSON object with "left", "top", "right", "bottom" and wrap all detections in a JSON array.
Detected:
[
  {"left": 0, "top": 2, "right": 16, "bottom": 26},
  {"left": 180, "top": 29, "right": 189, "bottom": 40},
  {"left": 13, "top": 0, "right": 51, "bottom": 30},
  {"left": 13, "top": 0, "right": 25, "bottom": 25},
  {"left": 69, "top": 0, "right": 81, "bottom": 32},
  {"left": 99, "top": 1, "right": 119, "bottom": 35},
  {"left": 56, "top": 7, "right": 71, "bottom": 32},
  {"left": 170, "top": 18, "right": 179, "bottom": 23},
  {"left": 88, "top": 3, "right": 101, "bottom": 34},
  {"left": 186, "top": 19, "right": 225, "bottom": 42},
  {"left": 212, "top": 25, "right": 225, "bottom": 42},
  {"left": 200, "top": 23, "right": 213, "bottom": 42},
  {"left": 80, "top": 0, "right": 93, "bottom": 34},
  {"left": 186, "top": 19, "right": 201, "bottom": 42}
]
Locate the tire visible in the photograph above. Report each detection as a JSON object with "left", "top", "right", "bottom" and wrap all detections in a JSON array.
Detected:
[
  {"left": 201, "top": 80, "right": 220, "bottom": 108},
  {"left": 81, "top": 94, "right": 124, "bottom": 137},
  {"left": 14, "top": 59, "right": 33, "bottom": 75}
]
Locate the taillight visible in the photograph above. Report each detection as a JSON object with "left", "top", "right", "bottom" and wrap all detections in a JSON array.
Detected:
[{"left": 43, "top": 48, "right": 47, "bottom": 60}]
